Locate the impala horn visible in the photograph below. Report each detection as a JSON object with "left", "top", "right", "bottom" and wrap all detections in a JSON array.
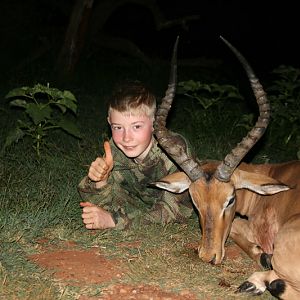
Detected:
[
  {"left": 214, "top": 36, "right": 271, "bottom": 182},
  {"left": 154, "top": 36, "right": 205, "bottom": 182}
]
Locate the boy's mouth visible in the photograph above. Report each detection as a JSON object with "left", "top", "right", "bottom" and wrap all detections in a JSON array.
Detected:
[{"left": 122, "top": 145, "right": 136, "bottom": 151}]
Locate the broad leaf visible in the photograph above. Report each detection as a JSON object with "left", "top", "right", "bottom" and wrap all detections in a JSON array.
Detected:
[
  {"left": 53, "top": 103, "right": 67, "bottom": 114},
  {"left": 63, "top": 90, "right": 77, "bottom": 102},
  {"left": 55, "top": 97, "right": 77, "bottom": 113},
  {"left": 26, "top": 103, "right": 52, "bottom": 125},
  {"left": 57, "top": 119, "right": 81, "bottom": 138},
  {"left": 9, "top": 99, "right": 28, "bottom": 108},
  {"left": 5, "top": 87, "right": 32, "bottom": 99},
  {"left": 17, "top": 119, "right": 31, "bottom": 128},
  {"left": 1, "top": 127, "right": 26, "bottom": 153}
]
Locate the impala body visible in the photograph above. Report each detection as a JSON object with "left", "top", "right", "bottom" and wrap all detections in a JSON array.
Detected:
[{"left": 152, "top": 37, "right": 300, "bottom": 299}]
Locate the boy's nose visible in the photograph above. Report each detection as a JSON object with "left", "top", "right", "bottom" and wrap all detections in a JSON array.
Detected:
[{"left": 123, "top": 129, "right": 133, "bottom": 142}]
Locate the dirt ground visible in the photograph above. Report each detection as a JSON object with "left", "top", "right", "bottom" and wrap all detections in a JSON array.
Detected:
[{"left": 28, "top": 239, "right": 248, "bottom": 300}]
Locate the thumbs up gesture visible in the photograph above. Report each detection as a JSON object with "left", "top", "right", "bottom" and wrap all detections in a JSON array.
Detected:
[{"left": 88, "top": 141, "right": 114, "bottom": 187}]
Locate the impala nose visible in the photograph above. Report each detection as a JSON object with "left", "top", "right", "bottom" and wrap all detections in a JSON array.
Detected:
[{"left": 210, "top": 254, "right": 217, "bottom": 265}]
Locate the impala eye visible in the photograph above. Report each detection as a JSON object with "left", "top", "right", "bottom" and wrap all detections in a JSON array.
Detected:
[{"left": 224, "top": 196, "right": 235, "bottom": 209}]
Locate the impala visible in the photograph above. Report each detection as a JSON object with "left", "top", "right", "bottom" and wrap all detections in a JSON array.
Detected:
[{"left": 152, "top": 37, "right": 300, "bottom": 299}]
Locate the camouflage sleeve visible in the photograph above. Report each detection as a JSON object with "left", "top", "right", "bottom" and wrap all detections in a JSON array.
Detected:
[
  {"left": 144, "top": 190, "right": 193, "bottom": 225},
  {"left": 77, "top": 176, "right": 112, "bottom": 203},
  {"left": 144, "top": 134, "right": 195, "bottom": 225},
  {"left": 77, "top": 176, "right": 130, "bottom": 230}
]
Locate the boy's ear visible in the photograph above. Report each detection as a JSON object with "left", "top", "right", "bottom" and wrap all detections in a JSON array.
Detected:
[{"left": 151, "top": 116, "right": 155, "bottom": 131}]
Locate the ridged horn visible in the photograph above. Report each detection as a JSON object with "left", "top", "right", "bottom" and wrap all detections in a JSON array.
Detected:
[
  {"left": 214, "top": 36, "right": 271, "bottom": 182},
  {"left": 154, "top": 36, "right": 205, "bottom": 181}
]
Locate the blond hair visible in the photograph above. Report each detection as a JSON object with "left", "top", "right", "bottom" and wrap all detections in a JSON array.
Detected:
[{"left": 108, "top": 81, "right": 156, "bottom": 118}]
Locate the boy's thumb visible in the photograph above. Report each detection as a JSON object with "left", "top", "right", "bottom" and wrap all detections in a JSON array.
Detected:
[
  {"left": 103, "top": 141, "right": 113, "bottom": 168},
  {"left": 80, "top": 201, "right": 94, "bottom": 207}
]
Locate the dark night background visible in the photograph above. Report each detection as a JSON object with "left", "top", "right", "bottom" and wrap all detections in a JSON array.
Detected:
[{"left": 0, "top": 0, "right": 299, "bottom": 91}]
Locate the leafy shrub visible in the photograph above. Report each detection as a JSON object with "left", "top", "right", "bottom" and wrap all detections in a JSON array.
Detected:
[
  {"left": 174, "top": 80, "right": 246, "bottom": 159},
  {"left": 267, "top": 65, "right": 300, "bottom": 159},
  {"left": 176, "top": 66, "right": 300, "bottom": 161},
  {"left": 177, "top": 80, "right": 243, "bottom": 110},
  {"left": 2, "top": 83, "right": 81, "bottom": 157}
]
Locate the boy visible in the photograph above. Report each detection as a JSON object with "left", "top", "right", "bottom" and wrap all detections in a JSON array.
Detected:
[{"left": 78, "top": 80, "right": 194, "bottom": 230}]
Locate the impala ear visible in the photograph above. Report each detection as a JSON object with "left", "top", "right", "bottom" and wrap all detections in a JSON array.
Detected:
[
  {"left": 232, "top": 169, "right": 290, "bottom": 195},
  {"left": 150, "top": 172, "right": 192, "bottom": 193}
]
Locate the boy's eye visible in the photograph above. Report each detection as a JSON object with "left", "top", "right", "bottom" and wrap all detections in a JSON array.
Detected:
[
  {"left": 111, "top": 125, "right": 122, "bottom": 131},
  {"left": 133, "top": 124, "right": 142, "bottom": 130}
]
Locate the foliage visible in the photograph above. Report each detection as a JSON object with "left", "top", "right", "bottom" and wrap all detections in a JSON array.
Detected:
[
  {"left": 174, "top": 79, "right": 249, "bottom": 160},
  {"left": 176, "top": 69, "right": 300, "bottom": 161},
  {"left": 266, "top": 65, "right": 300, "bottom": 159},
  {"left": 177, "top": 80, "right": 243, "bottom": 110},
  {"left": 2, "top": 83, "right": 81, "bottom": 157}
]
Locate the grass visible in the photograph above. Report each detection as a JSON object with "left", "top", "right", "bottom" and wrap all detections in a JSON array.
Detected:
[
  {"left": 0, "top": 218, "right": 271, "bottom": 299},
  {"left": 0, "top": 55, "right": 297, "bottom": 299}
]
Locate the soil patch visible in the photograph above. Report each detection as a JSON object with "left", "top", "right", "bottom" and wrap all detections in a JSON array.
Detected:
[
  {"left": 29, "top": 241, "right": 124, "bottom": 286},
  {"left": 28, "top": 240, "right": 251, "bottom": 299},
  {"left": 79, "top": 284, "right": 199, "bottom": 300}
]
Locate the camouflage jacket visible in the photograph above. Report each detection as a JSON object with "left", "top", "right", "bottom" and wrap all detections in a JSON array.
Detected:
[{"left": 78, "top": 137, "right": 194, "bottom": 229}]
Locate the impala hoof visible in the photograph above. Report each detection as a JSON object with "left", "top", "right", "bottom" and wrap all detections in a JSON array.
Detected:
[
  {"left": 236, "top": 281, "right": 264, "bottom": 296},
  {"left": 266, "top": 279, "right": 286, "bottom": 298}
]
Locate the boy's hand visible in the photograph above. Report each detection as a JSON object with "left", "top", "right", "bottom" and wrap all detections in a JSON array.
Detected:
[
  {"left": 80, "top": 202, "right": 116, "bottom": 229},
  {"left": 88, "top": 141, "right": 114, "bottom": 184}
]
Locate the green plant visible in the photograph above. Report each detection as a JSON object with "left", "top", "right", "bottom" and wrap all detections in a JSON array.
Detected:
[
  {"left": 172, "top": 80, "right": 247, "bottom": 159},
  {"left": 177, "top": 80, "right": 243, "bottom": 110},
  {"left": 267, "top": 65, "right": 300, "bottom": 159},
  {"left": 2, "top": 83, "right": 81, "bottom": 157}
]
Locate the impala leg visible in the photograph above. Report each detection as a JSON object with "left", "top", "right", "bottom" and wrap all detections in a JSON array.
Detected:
[
  {"left": 268, "top": 215, "right": 300, "bottom": 300},
  {"left": 230, "top": 218, "right": 264, "bottom": 266},
  {"left": 237, "top": 216, "right": 300, "bottom": 300},
  {"left": 236, "top": 269, "right": 279, "bottom": 296},
  {"left": 237, "top": 269, "right": 300, "bottom": 299}
]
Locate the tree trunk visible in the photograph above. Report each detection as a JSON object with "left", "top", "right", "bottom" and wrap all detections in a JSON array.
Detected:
[
  {"left": 56, "top": 0, "right": 202, "bottom": 79},
  {"left": 56, "top": 0, "right": 94, "bottom": 78}
]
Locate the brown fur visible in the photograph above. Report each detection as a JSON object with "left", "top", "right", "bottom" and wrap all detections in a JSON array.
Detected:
[
  {"left": 196, "top": 160, "right": 300, "bottom": 299},
  {"left": 152, "top": 160, "right": 300, "bottom": 299}
]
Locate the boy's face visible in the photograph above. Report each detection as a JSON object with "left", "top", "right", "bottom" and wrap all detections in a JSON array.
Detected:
[{"left": 108, "top": 109, "right": 154, "bottom": 161}]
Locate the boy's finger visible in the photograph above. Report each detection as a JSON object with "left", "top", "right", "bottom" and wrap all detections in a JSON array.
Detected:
[{"left": 103, "top": 141, "right": 113, "bottom": 168}]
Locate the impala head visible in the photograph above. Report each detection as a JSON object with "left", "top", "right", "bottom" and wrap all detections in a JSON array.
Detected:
[{"left": 152, "top": 36, "right": 289, "bottom": 264}]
